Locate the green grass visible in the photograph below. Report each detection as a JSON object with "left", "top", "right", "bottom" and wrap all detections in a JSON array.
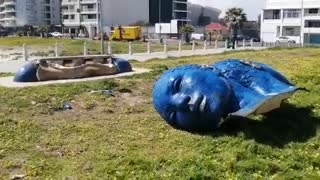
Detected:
[
  {"left": 0, "top": 37, "right": 202, "bottom": 56},
  {"left": 1, "top": 47, "right": 320, "bottom": 179}
]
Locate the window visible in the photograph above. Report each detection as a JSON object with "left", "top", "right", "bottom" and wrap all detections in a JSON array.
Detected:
[
  {"left": 309, "top": 9, "right": 318, "bottom": 14},
  {"left": 283, "top": 9, "right": 300, "bottom": 18},
  {"left": 283, "top": 27, "right": 300, "bottom": 36},
  {"left": 273, "top": 10, "right": 280, "bottom": 19}
]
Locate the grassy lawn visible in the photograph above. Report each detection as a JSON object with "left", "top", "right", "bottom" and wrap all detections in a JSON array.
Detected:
[
  {"left": 0, "top": 47, "right": 320, "bottom": 179},
  {"left": 0, "top": 37, "right": 201, "bottom": 56}
]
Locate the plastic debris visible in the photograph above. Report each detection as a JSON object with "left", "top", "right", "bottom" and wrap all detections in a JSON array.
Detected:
[
  {"left": 63, "top": 102, "right": 73, "bottom": 110},
  {"left": 89, "top": 90, "right": 114, "bottom": 96}
]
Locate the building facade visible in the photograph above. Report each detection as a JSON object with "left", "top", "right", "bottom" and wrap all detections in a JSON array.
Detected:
[
  {"left": 61, "top": 0, "right": 149, "bottom": 37},
  {"left": 0, "top": 0, "right": 61, "bottom": 27},
  {"left": 261, "top": 0, "right": 320, "bottom": 44},
  {"left": 62, "top": 0, "right": 190, "bottom": 38},
  {"left": 149, "top": 0, "right": 189, "bottom": 24}
]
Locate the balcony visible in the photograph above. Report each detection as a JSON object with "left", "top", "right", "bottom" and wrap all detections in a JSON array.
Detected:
[
  {"left": 80, "top": 7, "right": 97, "bottom": 13},
  {"left": 80, "top": 0, "right": 97, "bottom": 4},
  {"left": 3, "top": 0, "right": 15, "bottom": 6},
  {"left": 61, "top": 0, "right": 78, "bottom": 5}
]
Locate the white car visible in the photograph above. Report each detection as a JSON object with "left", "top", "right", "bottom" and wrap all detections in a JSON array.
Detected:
[
  {"left": 50, "top": 32, "right": 63, "bottom": 37},
  {"left": 191, "top": 33, "right": 205, "bottom": 40},
  {"left": 275, "top": 37, "right": 296, "bottom": 44}
]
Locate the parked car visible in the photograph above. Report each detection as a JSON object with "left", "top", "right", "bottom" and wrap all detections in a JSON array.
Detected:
[
  {"left": 93, "top": 34, "right": 109, "bottom": 40},
  {"left": 78, "top": 32, "right": 86, "bottom": 38},
  {"left": 191, "top": 33, "right": 205, "bottom": 40},
  {"left": 50, "top": 31, "right": 63, "bottom": 37},
  {"left": 237, "top": 35, "right": 251, "bottom": 41},
  {"left": 275, "top": 37, "right": 296, "bottom": 44},
  {"left": 0, "top": 30, "right": 8, "bottom": 37}
]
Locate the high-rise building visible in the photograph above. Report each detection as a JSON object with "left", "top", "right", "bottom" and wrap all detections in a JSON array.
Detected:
[{"left": 0, "top": 0, "right": 61, "bottom": 27}]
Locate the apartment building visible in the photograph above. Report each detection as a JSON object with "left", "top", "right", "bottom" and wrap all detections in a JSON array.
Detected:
[
  {"left": 61, "top": 0, "right": 190, "bottom": 38},
  {"left": 261, "top": 0, "right": 320, "bottom": 44},
  {"left": 0, "top": 0, "right": 60, "bottom": 27}
]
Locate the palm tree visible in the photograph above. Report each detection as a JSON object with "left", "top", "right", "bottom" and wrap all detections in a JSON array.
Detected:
[
  {"left": 180, "top": 24, "right": 195, "bottom": 43},
  {"left": 37, "top": 25, "right": 49, "bottom": 38},
  {"left": 224, "top": 8, "right": 247, "bottom": 49}
]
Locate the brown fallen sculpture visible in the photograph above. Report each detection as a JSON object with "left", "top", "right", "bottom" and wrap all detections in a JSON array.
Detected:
[{"left": 14, "top": 56, "right": 133, "bottom": 82}]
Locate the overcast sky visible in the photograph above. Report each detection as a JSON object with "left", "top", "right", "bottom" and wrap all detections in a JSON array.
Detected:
[{"left": 189, "top": 0, "right": 265, "bottom": 20}]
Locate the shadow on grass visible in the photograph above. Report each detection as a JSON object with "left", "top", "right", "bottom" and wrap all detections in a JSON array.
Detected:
[{"left": 217, "top": 103, "right": 320, "bottom": 148}]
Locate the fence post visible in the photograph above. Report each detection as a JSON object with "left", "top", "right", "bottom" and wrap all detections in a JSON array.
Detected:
[
  {"left": 23, "top": 43, "right": 28, "bottom": 61},
  {"left": 225, "top": 40, "right": 228, "bottom": 49},
  {"left": 203, "top": 40, "right": 207, "bottom": 50},
  {"left": 83, "top": 42, "right": 88, "bottom": 56},
  {"left": 215, "top": 40, "right": 218, "bottom": 49},
  {"left": 163, "top": 40, "right": 167, "bottom": 54},
  {"left": 178, "top": 40, "right": 182, "bottom": 52},
  {"left": 55, "top": 42, "right": 59, "bottom": 57},
  {"left": 242, "top": 39, "right": 246, "bottom": 48},
  {"left": 235, "top": 41, "right": 238, "bottom": 49},
  {"left": 147, "top": 40, "right": 151, "bottom": 54},
  {"left": 129, "top": 42, "right": 133, "bottom": 55},
  {"left": 108, "top": 41, "right": 112, "bottom": 55},
  {"left": 192, "top": 40, "right": 195, "bottom": 53},
  {"left": 250, "top": 39, "right": 254, "bottom": 47}
]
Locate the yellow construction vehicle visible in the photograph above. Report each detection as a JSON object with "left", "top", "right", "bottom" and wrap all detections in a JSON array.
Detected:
[{"left": 110, "top": 26, "right": 142, "bottom": 41}]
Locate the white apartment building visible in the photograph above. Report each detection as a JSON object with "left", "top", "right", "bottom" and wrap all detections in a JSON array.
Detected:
[
  {"left": 261, "top": 0, "right": 320, "bottom": 44},
  {"left": 0, "top": 0, "right": 61, "bottom": 27},
  {"left": 61, "top": 0, "right": 149, "bottom": 38}
]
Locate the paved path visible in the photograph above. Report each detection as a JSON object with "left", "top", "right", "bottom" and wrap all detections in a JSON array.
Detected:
[{"left": 0, "top": 47, "right": 266, "bottom": 73}]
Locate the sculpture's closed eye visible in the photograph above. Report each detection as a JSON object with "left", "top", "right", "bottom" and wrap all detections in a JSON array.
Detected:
[{"left": 173, "top": 77, "right": 183, "bottom": 93}]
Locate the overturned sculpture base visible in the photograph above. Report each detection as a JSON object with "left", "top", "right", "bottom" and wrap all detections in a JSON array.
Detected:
[{"left": 0, "top": 68, "right": 150, "bottom": 88}]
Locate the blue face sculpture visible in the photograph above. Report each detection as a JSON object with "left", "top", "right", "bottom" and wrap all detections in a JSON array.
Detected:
[{"left": 153, "top": 59, "right": 300, "bottom": 131}]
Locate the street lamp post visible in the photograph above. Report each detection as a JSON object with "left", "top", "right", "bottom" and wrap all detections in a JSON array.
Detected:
[
  {"left": 300, "top": 0, "right": 304, "bottom": 47},
  {"left": 99, "top": 0, "right": 105, "bottom": 54},
  {"left": 159, "top": 0, "right": 163, "bottom": 43}
]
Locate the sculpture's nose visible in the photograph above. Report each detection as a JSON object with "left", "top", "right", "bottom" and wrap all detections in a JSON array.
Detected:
[{"left": 172, "top": 94, "right": 191, "bottom": 110}]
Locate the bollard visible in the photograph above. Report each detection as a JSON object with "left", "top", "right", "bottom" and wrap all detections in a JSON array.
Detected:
[
  {"left": 178, "top": 40, "right": 182, "bottom": 52},
  {"left": 128, "top": 42, "right": 133, "bottom": 55},
  {"left": 163, "top": 40, "right": 167, "bottom": 54},
  {"left": 83, "top": 42, "right": 88, "bottom": 56},
  {"left": 215, "top": 40, "right": 218, "bottom": 49},
  {"left": 192, "top": 40, "right": 195, "bottom": 53},
  {"left": 108, "top": 41, "right": 112, "bottom": 55},
  {"left": 147, "top": 40, "right": 151, "bottom": 54},
  {"left": 225, "top": 40, "right": 228, "bottom": 49},
  {"left": 242, "top": 39, "right": 246, "bottom": 48},
  {"left": 203, "top": 40, "right": 207, "bottom": 50},
  {"left": 250, "top": 39, "right": 254, "bottom": 47},
  {"left": 23, "top": 43, "right": 28, "bottom": 61},
  {"left": 55, "top": 42, "right": 59, "bottom": 57}
]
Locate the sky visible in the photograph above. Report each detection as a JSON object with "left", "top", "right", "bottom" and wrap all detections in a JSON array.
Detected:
[{"left": 189, "top": 0, "right": 265, "bottom": 20}]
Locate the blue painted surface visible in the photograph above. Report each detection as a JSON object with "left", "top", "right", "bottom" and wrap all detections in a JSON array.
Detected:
[
  {"left": 14, "top": 63, "right": 39, "bottom": 82},
  {"left": 113, "top": 58, "right": 133, "bottom": 73},
  {"left": 152, "top": 59, "right": 300, "bottom": 131},
  {"left": 310, "top": 34, "right": 320, "bottom": 44}
]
